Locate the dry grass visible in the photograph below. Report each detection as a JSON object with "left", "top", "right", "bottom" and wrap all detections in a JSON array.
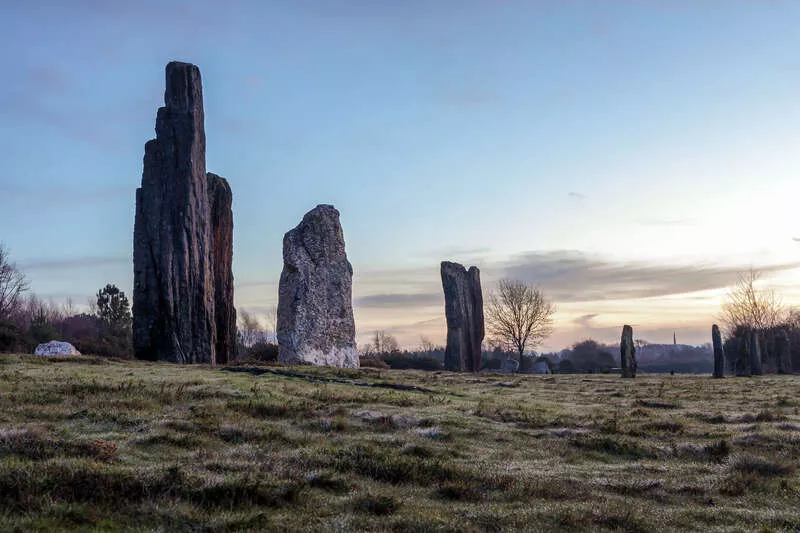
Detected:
[{"left": 0, "top": 354, "right": 799, "bottom": 531}]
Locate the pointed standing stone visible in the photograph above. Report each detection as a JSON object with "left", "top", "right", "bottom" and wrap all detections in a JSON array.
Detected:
[
  {"left": 208, "top": 173, "right": 235, "bottom": 364},
  {"left": 133, "top": 61, "right": 216, "bottom": 364},
  {"left": 441, "top": 262, "right": 484, "bottom": 372},
  {"left": 749, "top": 330, "right": 763, "bottom": 376},
  {"left": 712, "top": 324, "right": 725, "bottom": 378},
  {"left": 620, "top": 325, "right": 637, "bottom": 378},
  {"left": 277, "top": 205, "right": 358, "bottom": 368}
]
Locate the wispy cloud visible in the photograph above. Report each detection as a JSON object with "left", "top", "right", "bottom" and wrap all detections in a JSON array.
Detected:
[
  {"left": 355, "top": 292, "right": 442, "bottom": 309},
  {"left": 637, "top": 217, "right": 696, "bottom": 227},
  {"left": 568, "top": 191, "right": 587, "bottom": 200}
]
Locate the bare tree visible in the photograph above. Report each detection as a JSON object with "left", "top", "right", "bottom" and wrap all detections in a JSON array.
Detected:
[
  {"left": 419, "top": 335, "right": 435, "bottom": 354},
  {"left": 236, "top": 309, "right": 264, "bottom": 348},
  {"left": 0, "top": 244, "right": 29, "bottom": 322},
  {"left": 486, "top": 279, "right": 556, "bottom": 363},
  {"left": 720, "top": 269, "right": 788, "bottom": 335},
  {"left": 371, "top": 330, "right": 399, "bottom": 355}
]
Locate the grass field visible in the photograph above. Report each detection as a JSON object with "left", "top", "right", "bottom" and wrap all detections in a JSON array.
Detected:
[{"left": 0, "top": 354, "right": 798, "bottom": 532}]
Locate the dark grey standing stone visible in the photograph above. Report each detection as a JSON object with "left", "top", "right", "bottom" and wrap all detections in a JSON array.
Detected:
[
  {"left": 277, "top": 205, "right": 358, "bottom": 368},
  {"left": 712, "top": 324, "right": 725, "bottom": 378},
  {"left": 620, "top": 325, "right": 636, "bottom": 378},
  {"left": 133, "top": 61, "right": 216, "bottom": 364},
  {"left": 441, "top": 262, "right": 484, "bottom": 372},
  {"left": 776, "top": 330, "right": 792, "bottom": 374},
  {"left": 735, "top": 330, "right": 751, "bottom": 377},
  {"left": 208, "top": 173, "right": 235, "bottom": 364},
  {"left": 749, "top": 330, "right": 763, "bottom": 375}
]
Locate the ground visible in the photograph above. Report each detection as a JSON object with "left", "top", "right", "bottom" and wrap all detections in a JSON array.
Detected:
[{"left": 0, "top": 355, "right": 798, "bottom": 532}]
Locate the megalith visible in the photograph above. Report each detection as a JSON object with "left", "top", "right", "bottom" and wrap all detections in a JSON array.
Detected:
[
  {"left": 277, "top": 205, "right": 358, "bottom": 368},
  {"left": 712, "top": 324, "right": 725, "bottom": 378},
  {"left": 749, "top": 330, "right": 763, "bottom": 375},
  {"left": 208, "top": 173, "right": 235, "bottom": 364},
  {"left": 620, "top": 325, "right": 636, "bottom": 378},
  {"left": 441, "top": 262, "right": 484, "bottom": 372},
  {"left": 133, "top": 61, "right": 233, "bottom": 364},
  {"left": 776, "top": 330, "right": 792, "bottom": 374}
]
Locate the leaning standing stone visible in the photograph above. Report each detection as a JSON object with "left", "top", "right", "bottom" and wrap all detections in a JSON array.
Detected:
[
  {"left": 277, "top": 205, "right": 358, "bottom": 368},
  {"left": 441, "top": 261, "right": 484, "bottom": 372},
  {"left": 620, "top": 325, "right": 637, "bottom": 378},
  {"left": 712, "top": 324, "right": 725, "bottom": 378}
]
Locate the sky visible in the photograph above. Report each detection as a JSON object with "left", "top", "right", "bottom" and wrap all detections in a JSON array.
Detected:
[{"left": 0, "top": 0, "right": 798, "bottom": 351}]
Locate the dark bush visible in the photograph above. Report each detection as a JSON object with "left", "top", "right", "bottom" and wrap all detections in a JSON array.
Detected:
[
  {"left": 359, "top": 356, "right": 389, "bottom": 369},
  {"left": 0, "top": 320, "right": 27, "bottom": 353},
  {"left": 381, "top": 354, "right": 442, "bottom": 371},
  {"left": 246, "top": 342, "right": 279, "bottom": 362}
]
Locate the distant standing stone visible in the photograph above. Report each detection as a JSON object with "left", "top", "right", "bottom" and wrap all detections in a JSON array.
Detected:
[
  {"left": 712, "top": 324, "right": 724, "bottom": 378},
  {"left": 34, "top": 341, "right": 80, "bottom": 356},
  {"left": 775, "top": 330, "right": 792, "bottom": 374},
  {"left": 749, "top": 330, "right": 763, "bottom": 376},
  {"left": 277, "top": 205, "right": 358, "bottom": 368},
  {"left": 620, "top": 325, "right": 637, "bottom": 378},
  {"left": 441, "top": 261, "right": 484, "bottom": 372}
]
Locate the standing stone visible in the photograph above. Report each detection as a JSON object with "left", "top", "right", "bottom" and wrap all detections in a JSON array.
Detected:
[
  {"left": 620, "top": 325, "right": 637, "bottom": 378},
  {"left": 712, "top": 324, "right": 725, "bottom": 378},
  {"left": 277, "top": 205, "right": 358, "bottom": 368},
  {"left": 208, "top": 173, "right": 235, "bottom": 364},
  {"left": 776, "top": 330, "right": 792, "bottom": 374},
  {"left": 749, "top": 330, "right": 763, "bottom": 376},
  {"left": 735, "top": 329, "right": 751, "bottom": 377},
  {"left": 133, "top": 62, "right": 216, "bottom": 364},
  {"left": 441, "top": 262, "right": 484, "bottom": 372}
]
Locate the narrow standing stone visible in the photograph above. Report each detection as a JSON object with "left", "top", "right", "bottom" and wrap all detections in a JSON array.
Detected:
[
  {"left": 620, "top": 325, "right": 637, "bottom": 378},
  {"left": 208, "top": 173, "right": 235, "bottom": 364},
  {"left": 133, "top": 61, "right": 216, "bottom": 364},
  {"left": 750, "top": 330, "right": 763, "bottom": 376},
  {"left": 441, "top": 262, "right": 484, "bottom": 372},
  {"left": 712, "top": 324, "right": 725, "bottom": 378},
  {"left": 277, "top": 205, "right": 358, "bottom": 368}
]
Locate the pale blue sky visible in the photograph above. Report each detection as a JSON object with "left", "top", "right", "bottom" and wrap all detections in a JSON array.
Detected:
[{"left": 1, "top": 0, "right": 798, "bottom": 349}]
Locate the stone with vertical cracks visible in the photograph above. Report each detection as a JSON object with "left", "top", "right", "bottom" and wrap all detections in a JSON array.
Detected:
[
  {"left": 712, "top": 324, "right": 725, "bottom": 378},
  {"left": 620, "top": 325, "right": 636, "bottom": 378},
  {"left": 277, "top": 205, "right": 358, "bottom": 368},
  {"left": 133, "top": 61, "right": 216, "bottom": 364},
  {"left": 208, "top": 173, "right": 235, "bottom": 364},
  {"left": 441, "top": 262, "right": 484, "bottom": 372}
]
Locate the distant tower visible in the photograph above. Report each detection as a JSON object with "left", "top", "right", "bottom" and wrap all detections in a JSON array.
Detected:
[{"left": 673, "top": 332, "right": 677, "bottom": 345}]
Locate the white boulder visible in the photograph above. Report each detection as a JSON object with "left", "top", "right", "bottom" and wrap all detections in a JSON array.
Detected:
[{"left": 34, "top": 341, "right": 81, "bottom": 356}]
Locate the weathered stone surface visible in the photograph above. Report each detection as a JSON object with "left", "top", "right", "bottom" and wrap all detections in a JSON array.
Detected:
[
  {"left": 735, "top": 329, "right": 751, "bottom": 377},
  {"left": 776, "top": 330, "right": 792, "bottom": 374},
  {"left": 441, "top": 261, "right": 484, "bottom": 372},
  {"left": 620, "top": 325, "right": 637, "bottom": 378},
  {"left": 34, "top": 341, "right": 80, "bottom": 356},
  {"left": 277, "top": 205, "right": 358, "bottom": 368},
  {"left": 712, "top": 324, "right": 725, "bottom": 378},
  {"left": 133, "top": 61, "right": 216, "bottom": 364},
  {"left": 749, "top": 330, "right": 763, "bottom": 375},
  {"left": 208, "top": 173, "right": 235, "bottom": 364}
]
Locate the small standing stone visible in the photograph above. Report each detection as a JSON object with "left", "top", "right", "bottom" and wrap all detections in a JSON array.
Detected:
[
  {"left": 735, "top": 330, "right": 751, "bottom": 377},
  {"left": 277, "top": 205, "right": 358, "bottom": 368},
  {"left": 208, "top": 173, "right": 235, "bottom": 364},
  {"left": 441, "top": 261, "right": 484, "bottom": 372},
  {"left": 620, "top": 325, "right": 637, "bottom": 378},
  {"left": 712, "top": 324, "right": 725, "bottom": 378}
]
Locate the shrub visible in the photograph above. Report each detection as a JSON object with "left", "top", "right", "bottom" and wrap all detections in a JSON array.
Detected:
[
  {"left": 359, "top": 356, "right": 389, "bottom": 369},
  {"left": 0, "top": 320, "right": 26, "bottom": 353},
  {"left": 381, "top": 354, "right": 442, "bottom": 371}
]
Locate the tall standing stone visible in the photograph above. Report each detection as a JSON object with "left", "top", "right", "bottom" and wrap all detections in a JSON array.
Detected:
[
  {"left": 776, "top": 330, "right": 792, "bottom": 374},
  {"left": 277, "top": 205, "right": 358, "bottom": 368},
  {"left": 208, "top": 173, "right": 235, "bottom": 364},
  {"left": 712, "top": 324, "right": 725, "bottom": 378},
  {"left": 620, "top": 325, "right": 637, "bottom": 378},
  {"left": 749, "top": 330, "right": 763, "bottom": 376},
  {"left": 441, "top": 262, "right": 484, "bottom": 372},
  {"left": 133, "top": 61, "right": 216, "bottom": 364}
]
